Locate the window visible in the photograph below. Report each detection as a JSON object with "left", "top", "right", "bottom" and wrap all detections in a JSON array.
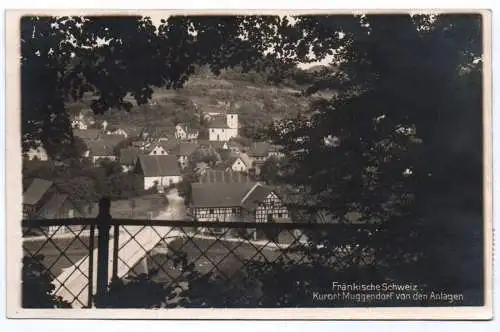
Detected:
[
  {"left": 278, "top": 213, "right": 283, "bottom": 218},
  {"left": 209, "top": 209, "right": 214, "bottom": 214},
  {"left": 232, "top": 208, "right": 237, "bottom": 214},
  {"left": 153, "top": 150, "right": 157, "bottom": 154},
  {"left": 212, "top": 129, "right": 214, "bottom": 132},
  {"left": 68, "top": 209, "right": 74, "bottom": 218}
]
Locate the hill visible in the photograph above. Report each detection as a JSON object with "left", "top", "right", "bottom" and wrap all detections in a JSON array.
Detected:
[{"left": 65, "top": 67, "right": 334, "bottom": 140}]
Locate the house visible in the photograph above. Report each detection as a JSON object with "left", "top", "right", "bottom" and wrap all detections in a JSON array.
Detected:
[
  {"left": 118, "top": 147, "right": 141, "bottom": 172},
  {"left": 197, "top": 140, "right": 229, "bottom": 152},
  {"left": 190, "top": 182, "right": 289, "bottom": 236},
  {"left": 87, "top": 140, "right": 118, "bottom": 165},
  {"left": 74, "top": 129, "right": 102, "bottom": 142},
  {"left": 23, "top": 178, "right": 54, "bottom": 218},
  {"left": 227, "top": 140, "right": 243, "bottom": 154},
  {"left": 208, "top": 113, "right": 238, "bottom": 141},
  {"left": 198, "top": 170, "right": 251, "bottom": 184},
  {"left": 71, "top": 118, "right": 88, "bottom": 130},
  {"left": 134, "top": 155, "right": 182, "bottom": 190},
  {"left": 248, "top": 141, "right": 271, "bottom": 161},
  {"left": 170, "top": 142, "right": 199, "bottom": 168},
  {"left": 191, "top": 182, "right": 256, "bottom": 222},
  {"left": 268, "top": 144, "right": 285, "bottom": 159},
  {"left": 148, "top": 144, "right": 169, "bottom": 156},
  {"left": 89, "top": 135, "right": 123, "bottom": 163},
  {"left": 194, "top": 162, "right": 211, "bottom": 176},
  {"left": 106, "top": 127, "right": 128, "bottom": 138},
  {"left": 140, "top": 127, "right": 173, "bottom": 142},
  {"left": 24, "top": 144, "right": 49, "bottom": 161},
  {"left": 35, "top": 193, "right": 82, "bottom": 220},
  {"left": 229, "top": 154, "right": 253, "bottom": 172},
  {"left": 175, "top": 124, "right": 199, "bottom": 140}
]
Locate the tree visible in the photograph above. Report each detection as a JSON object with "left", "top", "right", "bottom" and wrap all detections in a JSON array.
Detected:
[
  {"left": 21, "top": 15, "right": 291, "bottom": 156},
  {"left": 269, "top": 14, "right": 483, "bottom": 296},
  {"left": 259, "top": 156, "right": 280, "bottom": 185},
  {"left": 22, "top": 255, "right": 72, "bottom": 308}
]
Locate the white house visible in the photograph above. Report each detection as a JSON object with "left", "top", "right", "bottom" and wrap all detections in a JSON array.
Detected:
[
  {"left": 106, "top": 128, "right": 128, "bottom": 138},
  {"left": 134, "top": 155, "right": 182, "bottom": 190},
  {"left": 71, "top": 119, "right": 88, "bottom": 130},
  {"left": 148, "top": 144, "right": 169, "bottom": 156},
  {"left": 25, "top": 145, "right": 49, "bottom": 161},
  {"left": 175, "top": 124, "right": 199, "bottom": 140},
  {"left": 208, "top": 113, "right": 238, "bottom": 141},
  {"left": 229, "top": 153, "right": 253, "bottom": 172}
]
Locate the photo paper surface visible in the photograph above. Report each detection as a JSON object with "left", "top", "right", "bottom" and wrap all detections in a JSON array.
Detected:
[{"left": 5, "top": 9, "right": 493, "bottom": 320}]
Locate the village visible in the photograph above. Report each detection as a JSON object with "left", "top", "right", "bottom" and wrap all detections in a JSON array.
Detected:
[{"left": 21, "top": 98, "right": 327, "bottom": 242}]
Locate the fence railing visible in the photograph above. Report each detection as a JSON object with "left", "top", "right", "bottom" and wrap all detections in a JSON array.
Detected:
[{"left": 21, "top": 200, "right": 390, "bottom": 309}]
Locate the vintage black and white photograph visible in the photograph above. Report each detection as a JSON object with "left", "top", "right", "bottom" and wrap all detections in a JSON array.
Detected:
[{"left": 6, "top": 10, "right": 492, "bottom": 318}]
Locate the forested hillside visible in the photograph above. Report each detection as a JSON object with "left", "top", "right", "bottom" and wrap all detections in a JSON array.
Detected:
[{"left": 66, "top": 65, "right": 336, "bottom": 140}]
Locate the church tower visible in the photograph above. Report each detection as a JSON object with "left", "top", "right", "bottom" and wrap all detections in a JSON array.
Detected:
[{"left": 226, "top": 113, "right": 238, "bottom": 130}]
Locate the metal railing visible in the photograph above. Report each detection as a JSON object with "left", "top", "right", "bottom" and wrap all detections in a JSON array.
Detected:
[{"left": 21, "top": 200, "right": 402, "bottom": 309}]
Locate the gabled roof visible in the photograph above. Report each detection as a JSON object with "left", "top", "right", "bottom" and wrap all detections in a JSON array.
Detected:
[
  {"left": 177, "top": 123, "right": 199, "bottom": 135},
  {"left": 268, "top": 144, "right": 284, "bottom": 153},
  {"left": 241, "top": 184, "right": 274, "bottom": 211},
  {"left": 170, "top": 142, "right": 198, "bottom": 156},
  {"left": 137, "top": 155, "right": 181, "bottom": 177},
  {"left": 209, "top": 115, "right": 229, "bottom": 129},
  {"left": 230, "top": 153, "right": 253, "bottom": 168},
  {"left": 35, "top": 193, "right": 73, "bottom": 219},
  {"left": 249, "top": 141, "right": 271, "bottom": 157},
  {"left": 119, "top": 147, "right": 140, "bottom": 165},
  {"left": 23, "top": 178, "right": 53, "bottom": 206},
  {"left": 198, "top": 170, "right": 251, "bottom": 184},
  {"left": 87, "top": 135, "right": 124, "bottom": 156},
  {"left": 74, "top": 129, "right": 101, "bottom": 141},
  {"left": 87, "top": 142, "right": 115, "bottom": 156},
  {"left": 191, "top": 182, "right": 256, "bottom": 208},
  {"left": 198, "top": 140, "right": 226, "bottom": 150}
]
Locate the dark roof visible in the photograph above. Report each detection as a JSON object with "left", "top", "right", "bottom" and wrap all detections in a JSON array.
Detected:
[
  {"left": 74, "top": 129, "right": 101, "bottom": 141},
  {"left": 137, "top": 155, "right": 181, "bottom": 177},
  {"left": 119, "top": 147, "right": 140, "bottom": 165},
  {"left": 191, "top": 182, "right": 256, "bottom": 208},
  {"left": 170, "top": 142, "right": 198, "bottom": 156},
  {"left": 241, "top": 184, "right": 274, "bottom": 211},
  {"left": 159, "top": 141, "right": 180, "bottom": 152},
  {"left": 87, "top": 142, "right": 114, "bottom": 156},
  {"left": 269, "top": 144, "right": 284, "bottom": 153},
  {"left": 229, "top": 154, "right": 253, "bottom": 168},
  {"left": 198, "top": 170, "right": 251, "bottom": 184},
  {"left": 88, "top": 135, "right": 123, "bottom": 156},
  {"left": 250, "top": 142, "right": 271, "bottom": 157},
  {"left": 209, "top": 115, "right": 229, "bottom": 128},
  {"left": 23, "top": 178, "right": 53, "bottom": 206},
  {"left": 35, "top": 193, "right": 72, "bottom": 219},
  {"left": 198, "top": 140, "right": 227, "bottom": 150}
]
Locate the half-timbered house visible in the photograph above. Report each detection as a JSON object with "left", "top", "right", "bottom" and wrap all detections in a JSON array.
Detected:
[{"left": 190, "top": 182, "right": 289, "bottom": 237}]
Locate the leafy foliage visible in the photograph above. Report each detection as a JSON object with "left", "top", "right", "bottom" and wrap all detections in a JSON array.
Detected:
[{"left": 22, "top": 255, "right": 72, "bottom": 308}]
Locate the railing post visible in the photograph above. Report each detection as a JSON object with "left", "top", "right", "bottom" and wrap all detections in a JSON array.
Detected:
[{"left": 95, "top": 197, "right": 111, "bottom": 308}]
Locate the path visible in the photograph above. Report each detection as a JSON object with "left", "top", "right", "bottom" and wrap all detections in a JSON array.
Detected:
[{"left": 51, "top": 189, "right": 186, "bottom": 308}]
